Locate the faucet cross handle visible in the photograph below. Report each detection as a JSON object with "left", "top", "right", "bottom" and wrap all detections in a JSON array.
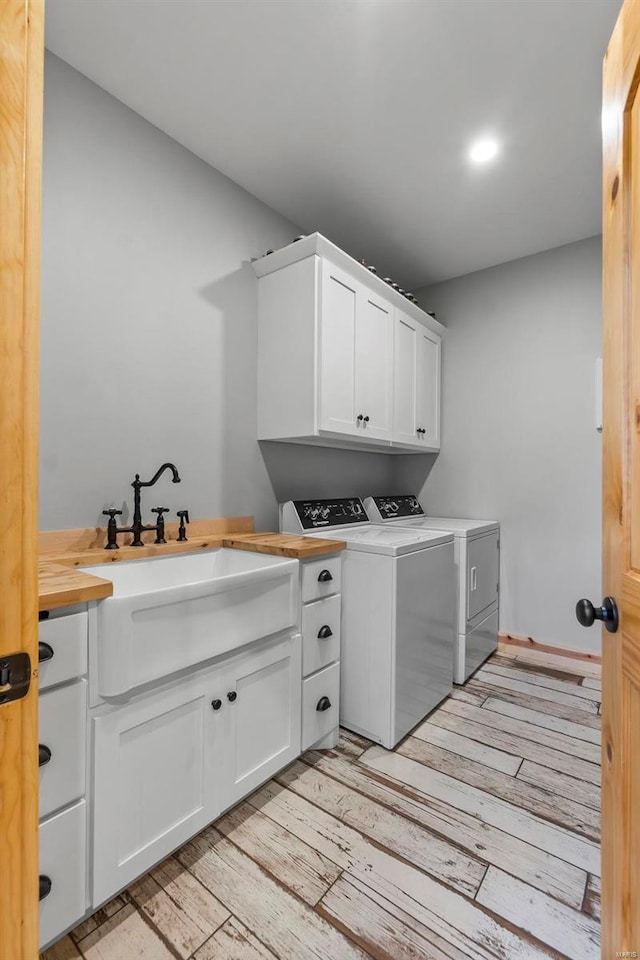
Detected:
[
  {"left": 151, "top": 507, "right": 169, "bottom": 545},
  {"left": 102, "top": 509, "right": 123, "bottom": 550},
  {"left": 102, "top": 508, "right": 123, "bottom": 519},
  {"left": 177, "top": 509, "right": 190, "bottom": 543}
]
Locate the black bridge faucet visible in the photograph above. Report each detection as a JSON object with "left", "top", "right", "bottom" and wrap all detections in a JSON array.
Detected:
[{"left": 103, "top": 462, "right": 183, "bottom": 549}]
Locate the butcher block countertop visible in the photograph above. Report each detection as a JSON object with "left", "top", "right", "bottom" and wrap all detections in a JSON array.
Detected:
[{"left": 38, "top": 516, "right": 345, "bottom": 611}]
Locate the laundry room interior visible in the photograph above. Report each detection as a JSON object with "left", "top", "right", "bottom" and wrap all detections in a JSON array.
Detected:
[{"left": 5, "top": 0, "right": 624, "bottom": 958}]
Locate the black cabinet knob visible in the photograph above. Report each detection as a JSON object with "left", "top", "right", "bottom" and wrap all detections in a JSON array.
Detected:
[
  {"left": 39, "top": 745, "right": 52, "bottom": 767},
  {"left": 317, "top": 569, "right": 333, "bottom": 583},
  {"left": 227, "top": 691, "right": 237, "bottom": 702},
  {"left": 211, "top": 699, "right": 222, "bottom": 710},
  {"left": 316, "top": 696, "right": 332, "bottom": 712},
  {"left": 576, "top": 597, "right": 619, "bottom": 633},
  {"left": 39, "top": 876, "right": 52, "bottom": 901},
  {"left": 317, "top": 625, "right": 333, "bottom": 639},
  {"left": 38, "top": 642, "right": 54, "bottom": 663}
]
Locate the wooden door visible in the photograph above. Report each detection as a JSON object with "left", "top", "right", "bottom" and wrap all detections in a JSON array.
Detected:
[
  {"left": 417, "top": 328, "right": 441, "bottom": 450},
  {"left": 223, "top": 634, "right": 301, "bottom": 809},
  {"left": 602, "top": 0, "right": 640, "bottom": 952},
  {"left": 0, "top": 2, "right": 44, "bottom": 958},
  {"left": 393, "top": 312, "right": 422, "bottom": 447},
  {"left": 318, "top": 263, "right": 359, "bottom": 437},
  {"left": 354, "top": 291, "right": 394, "bottom": 441}
]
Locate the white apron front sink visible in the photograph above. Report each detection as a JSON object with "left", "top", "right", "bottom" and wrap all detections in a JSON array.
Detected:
[{"left": 80, "top": 549, "right": 299, "bottom": 697}]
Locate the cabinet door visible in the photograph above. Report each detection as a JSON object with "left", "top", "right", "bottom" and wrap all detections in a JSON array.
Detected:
[
  {"left": 318, "top": 263, "right": 358, "bottom": 436},
  {"left": 393, "top": 313, "right": 420, "bottom": 446},
  {"left": 223, "top": 634, "right": 301, "bottom": 810},
  {"left": 417, "top": 328, "right": 441, "bottom": 449},
  {"left": 355, "top": 292, "right": 393, "bottom": 440},
  {"left": 92, "top": 673, "right": 223, "bottom": 906}
]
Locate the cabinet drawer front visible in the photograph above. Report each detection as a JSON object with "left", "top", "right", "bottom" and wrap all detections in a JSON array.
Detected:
[
  {"left": 38, "top": 612, "right": 88, "bottom": 690},
  {"left": 302, "top": 661, "right": 340, "bottom": 751},
  {"left": 39, "top": 680, "right": 87, "bottom": 820},
  {"left": 301, "top": 556, "right": 341, "bottom": 603},
  {"left": 302, "top": 595, "right": 341, "bottom": 677},
  {"left": 39, "top": 800, "right": 87, "bottom": 950}
]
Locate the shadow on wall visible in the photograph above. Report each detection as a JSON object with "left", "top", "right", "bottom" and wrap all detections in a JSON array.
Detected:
[
  {"left": 260, "top": 441, "right": 397, "bottom": 508},
  {"left": 390, "top": 453, "right": 439, "bottom": 500}
]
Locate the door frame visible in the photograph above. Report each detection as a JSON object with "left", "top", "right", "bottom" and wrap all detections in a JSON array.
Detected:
[{"left": 0, "top": 1, "right": 44, "bottom": 957}]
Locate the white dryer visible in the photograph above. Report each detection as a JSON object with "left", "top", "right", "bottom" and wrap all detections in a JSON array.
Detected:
[
  {"left": 281, "top": 498, "right": 455, "bottom": 749},
  {"left": 364, "top": 495, "right": 500, "bottom": 684}
]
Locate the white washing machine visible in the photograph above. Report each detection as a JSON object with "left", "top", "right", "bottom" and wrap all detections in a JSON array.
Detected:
[
  {"left": 281, "top": 498, "right": 455, "bottom": 749},
  {"left": 364, "top": 495, "right": 500, "bottom": 684}
]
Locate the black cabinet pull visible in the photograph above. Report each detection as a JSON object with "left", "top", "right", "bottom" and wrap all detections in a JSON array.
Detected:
[
  {"left": 316, "top": 696, "right": 332, "bottom": 712},
  {"left": 317, "top": 625, "right": 333, "bottom": 639},
  {"left": 211, "top": 699, "right": 222, "bottom": 711},
  {"left": 227, "top": 691, "right": 237, "bottom": 702},
  {"left": 39, "top": 745, "right": 52, "bottom": 767},
  {"left": 39, "top": 876, "right": 52, "bottom": 901},
  {"left": 38, "top": 642, "right": 54, "bottom": 663},
  {"left": 317, "top": 569, "right": 333, "bottom": 583}
]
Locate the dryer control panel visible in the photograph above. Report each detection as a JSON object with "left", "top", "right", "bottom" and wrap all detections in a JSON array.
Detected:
[
  {"left": 370, "top": 495, "right": 424, "bottom": 519},
  {"left": 292, "top": 498, "right": 368, "bottom": 530}
]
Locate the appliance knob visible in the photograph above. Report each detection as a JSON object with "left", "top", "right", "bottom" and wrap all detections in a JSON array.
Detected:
[
  {"left": 357, "top": 414, "right": 364, "bottom": 422},
  {"left": 227, "top": 691, "right": 237, "bottom": 702},
  {"left": 211, "top": 699, "right": 222, "bottom": 710}
]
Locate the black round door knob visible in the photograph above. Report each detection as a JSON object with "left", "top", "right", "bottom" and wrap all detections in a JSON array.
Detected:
[
  {"left": 316, "top": 696, "right": 332, "bottom": 712},
  {"left": 318, "top": 569, "right": 333, "bottom": 583},
  {"left": 227, "top": 691, "right": 237, "bottom": 702},
  {"left": 317, "top": 625, "right": 333, "bottom": 639},
  {"left": 211, "top": 699, "right": 222, "bottom": 710},
  {"left": 39, "top": 744, "right": 52, "bottom": 767},
  {"left": 39, "top": 876, "right": 52, "bottom": 901},
  {"left": 576, "top": 597, "right": 619, "bottom": 633}
]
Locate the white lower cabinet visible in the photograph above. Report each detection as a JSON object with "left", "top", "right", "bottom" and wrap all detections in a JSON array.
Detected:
[
  {"left": 223, "top": 633, "right": 301, "bottom": 809},
  {"left": 39, "top": 800, "right": 87, "bottom": 949},
  {"left": 92, "top": 632, "right": 301, "bottom": 907}
]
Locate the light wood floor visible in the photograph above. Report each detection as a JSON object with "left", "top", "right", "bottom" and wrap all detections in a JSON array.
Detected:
[{"left": 43, "top": 646, "right": 602, "bottom": 960}]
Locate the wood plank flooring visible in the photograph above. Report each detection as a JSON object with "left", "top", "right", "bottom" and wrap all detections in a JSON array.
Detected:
[{"left": 43, "top": 647, "right": 601, "bottom": 960}]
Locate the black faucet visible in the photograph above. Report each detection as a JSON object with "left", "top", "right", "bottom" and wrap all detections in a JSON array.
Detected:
[{"left": 103, "top": 462, "right": 182, "bottom": 549}]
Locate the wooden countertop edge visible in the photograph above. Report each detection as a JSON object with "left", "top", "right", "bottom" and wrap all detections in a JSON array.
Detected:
[{"left": 38, "top": 530, "right": 345, "bottom": 610}]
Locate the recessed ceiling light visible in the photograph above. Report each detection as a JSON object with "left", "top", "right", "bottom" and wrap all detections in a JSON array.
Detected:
[{"left": 469, "top": 138, "right": 500, "bottom": 164}]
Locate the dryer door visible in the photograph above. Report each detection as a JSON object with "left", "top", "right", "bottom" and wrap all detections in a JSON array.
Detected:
[{"left": 466, "top": 532, "right": 499, "bottom": 624}]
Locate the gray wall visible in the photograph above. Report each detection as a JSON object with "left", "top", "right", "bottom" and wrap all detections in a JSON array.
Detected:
[
  {"left": 41, "top": 54, "right": 393, "bottom": 531},
  {"left": 397, "top": 236, "right": 603, "bottom": 653}
]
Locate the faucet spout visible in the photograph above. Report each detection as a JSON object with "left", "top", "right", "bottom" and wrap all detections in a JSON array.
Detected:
[{"left": 136, "top": 462, "right": 181, "bottom": 488}]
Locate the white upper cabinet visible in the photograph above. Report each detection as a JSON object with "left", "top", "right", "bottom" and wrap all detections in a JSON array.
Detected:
[
  {"left": 254, "top": 232, "right": 443, "bottom": 453},
  {"left": 319, "top": 263, "right": 393, "bottom": 441},
  {"left": 393, "top": 312, "right": 441, "bottom": 451}
]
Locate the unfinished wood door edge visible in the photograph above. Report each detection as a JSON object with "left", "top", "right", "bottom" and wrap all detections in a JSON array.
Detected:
[{"left": 498, "top": 632, "right": 602, "bottom": 665}]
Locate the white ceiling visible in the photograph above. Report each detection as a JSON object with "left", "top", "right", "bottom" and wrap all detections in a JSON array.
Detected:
[{"left": 45, "top": 0, "right": 621, "bottom": 288}]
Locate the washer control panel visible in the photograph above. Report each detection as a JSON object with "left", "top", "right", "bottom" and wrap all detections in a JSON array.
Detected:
[
  {"left": 293, "top": 498, "right": 368, "bottom": 529},
  {"left": 371, "top": 495, "right": 424, "bottom": 519}
]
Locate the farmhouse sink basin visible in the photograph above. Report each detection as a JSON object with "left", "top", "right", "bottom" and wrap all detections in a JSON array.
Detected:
[{"left": 80, "top": 549, "right": 299, "bottom": 697}]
